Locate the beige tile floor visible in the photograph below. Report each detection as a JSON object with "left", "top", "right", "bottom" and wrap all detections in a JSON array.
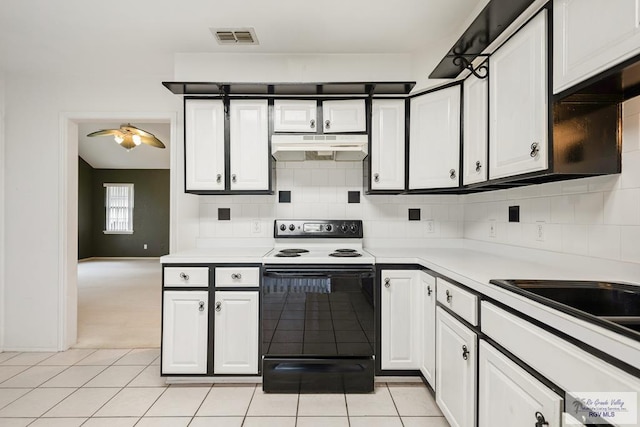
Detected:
[{"left": 0, "top": 348, "right": 449, "bottom": 426}]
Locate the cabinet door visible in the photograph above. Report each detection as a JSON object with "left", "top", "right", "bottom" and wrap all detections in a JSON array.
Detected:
[
  {"left": 214, "top": 291, "right": 259, "bottom": 374},
  {"left": 185, "top": 99, "right": 225, "bottom": 191},
  {"left": 162, "top": 291, "right": 208, "bottom": 374},
  {"left": 409, "top": 86, "right": 461, "bottom": 189},
  {"left": 322, "top": 99, "right": 366, "bottom": 133},
  {"left": 371, "top": 99, "right": 406, "bottom": 190},
  {"left": 274, "top": 100, "right": 318, "bottom": 132},
  {"left": 229, "top": 100, "right": 269, "bottom": 191},
  {"left": 436, "top": 307, "right": 477, "bottom": 427},
  {"left": 463, "top": 73, "right": 488, "bottom": 185},
  {"left": 489, "top": 11, "right": 548, "bottom": 180},
  {"left": 479, "top": 340, "right": 563, "bottom": 427},
  {"left": 419, "top": 271, "right": 436, "bottom": 389},
  {"left": 554, "top": 0, "right": 640, "bottom": 94},
  {"left": 380, "top": 270, "right": 420, "bottom": 370}
]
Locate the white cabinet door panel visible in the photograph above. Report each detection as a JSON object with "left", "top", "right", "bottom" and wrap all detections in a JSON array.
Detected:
[
  {"left": 162, "top": 291, "right": 208, "bottom": 374},
  {"left": 274, "top": 100, "right": 317, "bottom": 132},
  {"left": 229, "top": 100, "right": 269, "bottom": 191},
  {"left": 489, "top": 11, "right": 548, "bottom": 180},
  {"left": 419, "top": 271, "right": 436, "bottom": 389},
  {"left": 371, "top": 99, "right": 405, "bottom": 190},
  {"left": 463, "top": 73, "right": 488, "bottom": 185},
  {"left": 214, "top": 291, "right": 259, "bottom": 374},
  {"left": 322, "top": 99, "right": 366, "bottom": 133},
  {"left": 185, "top": 99, "right": 225, "bottom": 191},
  {"left": 409, "top": 86, "right": 461, "bottom": 189}
]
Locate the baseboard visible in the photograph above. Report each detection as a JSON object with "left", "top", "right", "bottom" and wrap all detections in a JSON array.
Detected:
[{"left": 79, "top": 257, "right": 161, "bottom": 262}]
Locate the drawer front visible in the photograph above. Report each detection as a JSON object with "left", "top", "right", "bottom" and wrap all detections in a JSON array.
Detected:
[
  {"left": 164, "top": 267, "right": 209, "bottom": 288},
  {"left": 436, "top": 277, "right": 478, "bottom": 326},
  {"left": 215, "top": 267, "right": 260, "bottom": 288}
]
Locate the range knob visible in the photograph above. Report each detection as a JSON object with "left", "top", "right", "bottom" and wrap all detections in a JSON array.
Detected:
[
  {"left": 289, "top": 224, "right": 295, "bottom": 231},
  {"left": 340, "top": 223, "right": 348, "bottom": 233},
  {"left": 349, "top": 223, "right": 358, "bottom": 233},
  {"left": 279, "top": 224, "right": 286, "bottom": 231},
  {"left": 325, "top": 224, "right": 333, "bottom": 232}
]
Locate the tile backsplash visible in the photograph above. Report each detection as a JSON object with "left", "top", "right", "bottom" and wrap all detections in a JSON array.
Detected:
[{"left": 197, "top": 161, "right": 463, "bottom": 247}]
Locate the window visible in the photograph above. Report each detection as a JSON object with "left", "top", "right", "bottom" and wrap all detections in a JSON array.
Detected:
[{"left": 104, "top": 183, "right": 134, "bottom": 234}]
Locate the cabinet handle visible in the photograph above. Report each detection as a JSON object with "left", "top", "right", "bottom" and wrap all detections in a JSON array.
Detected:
[
  {"left": 216, "top": 174, "right": 222, "bottom": 184},
  {"left": 446, "top": 289, "right": 452, "bottom": 303},
  {"left": 325, "top": 119, "right": 331, "bottom": 130},
  {"left": 534, "top": 412, "right": 549, "bottom": 427},
  {"left": 231, "top": 174, "right": 237, "bottom": 183},
  {"left": 449, "top": 169, "right": 456, "bottom": 180},
  {"left": 198, "top": 301, "right": 205, "bottom": 312},
  {"left": 427, "top": 285, "right": 432, "bottom": 296},
  {"left": 374, "top": 173, "right": 380, "bottom": 183},
  {"left": 231, "top": 273, "right": 242, "bottom": 280},
  {"left": 310, "top": 119, "right": 315, "bottom": 129},
  {"left": 179, "top": 272, "right": 189, "bottom": 281},
  {"left": 215, "top": 302, "right": 222, "bottom": 312},
  {"left": 475, "top": 161, "right": 481, "bottom": 172},
  {"left": 530, "top": 142, "right": 540, "bottom": 158},
  {"left": 461, "top": 344, "right": 469, "bottom": 360},
  {"left": 384, "top": 278, "right": 390, "bottom": 288}
]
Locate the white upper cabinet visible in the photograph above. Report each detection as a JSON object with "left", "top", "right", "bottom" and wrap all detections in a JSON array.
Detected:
[
  {"left": 462, "top": 73, "right": 488, "bottom": 185},
  {"left": 554, "top": 0, "right": 640, "bottom": 94},
  {"left": 185, "top": 99, "right": 226, "bottom": 191},
  {"left": 489, "top": 10, "right": 548, "bottom": 180},
  {"left": 371, "top": 99, "right": 406, "bottom": 191},
  {"left": 229, "top": 99, "right": 269, "bottom": 191},
  {"left": 273, "top": 100, "right": 318, "bottom": 132},
  {"left": 322, "top": 99, "right": 366, "bottom": 133},
  {"left": 409, "top": 85, "right": 461, "bottom": 189}
]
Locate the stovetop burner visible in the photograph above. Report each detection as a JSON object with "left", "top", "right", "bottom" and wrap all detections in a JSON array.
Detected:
[
  {"left": 329, "top": 252, "right": 362, "bottom": 257},
  {"left": 274, "top": 252, "right": 301, "bottom": 258},
  {"left": 279, "top": 248, "right": 310, "bottom": 254},
  {"left": 334, "top": 248, "right": 357, "bottom": 253}
]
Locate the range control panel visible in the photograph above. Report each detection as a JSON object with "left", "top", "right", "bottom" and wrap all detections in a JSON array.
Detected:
[{"left": 274, "top": 220, "right": 363, "bottom": 238}]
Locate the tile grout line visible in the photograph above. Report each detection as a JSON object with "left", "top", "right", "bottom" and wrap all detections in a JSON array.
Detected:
[
  {"left": 385, "top": 382, "right": 405, "bottom": 426},
  {"left": 241, "top": 383, "right": 258, "bottom": 426}
]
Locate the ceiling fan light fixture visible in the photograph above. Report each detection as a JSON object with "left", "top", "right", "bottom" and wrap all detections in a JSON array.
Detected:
[
  {"left": 87, "top": 124, "right": 166, "bottom": 150},
  {"left": 114, "top": 135, "right": 124, "bottom": 144},
  {"left": 132, "top": 134, "right": 142, "bottom": 145}
]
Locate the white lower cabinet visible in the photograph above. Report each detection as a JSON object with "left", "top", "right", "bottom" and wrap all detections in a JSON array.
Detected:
[
  {"left": 162, "top": 290, "right": 209, "bottom": 374},
  {"left": 213, "top": 291, "right": 259, "bottom": 374},
  {"left": 479, "top": 340, "right": 562, "bottom": 427},
  {"left": 419, "top": 270, "right": 436, "bottom": 389},
  {"left": 436, "top": 307, "right": 477, "bottom": 427},
  {"left": 380, "top": 270, "right": 420, "bottom": 370}
]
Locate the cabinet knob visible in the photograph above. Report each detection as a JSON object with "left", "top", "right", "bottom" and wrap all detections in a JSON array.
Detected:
[
  {"left": 310, "top": 119, "right": 315, "bottom": 129},
  {"left": 199, "top": 301, "right": 205, "bottom": 312},
  {"left": 216, "top": 174, "right": 222, "bottom": 183},
  {"left": 475, "top": 161, "right": 482, "bottom": 172},
  {"left": 534, "top": 411, "right": 549, "bottom": 427},
  {"left": 427, "top": 285, "right": 432, "bottom": 296},
  {"left": 461, "top": 344, "right": 469, "bottom": 360},
  {"left": 449, "top": 169, "right": 456, "bottom": 180},
  {"left": 325, "top": 119, "right": 331, "bottom": 130},
  {"left": 231, "top": 273, "right": 242, "bottom": 280},
  {"left": 215, "top": 302, "right": 222, "bottom": 312},
  {"left": 374, "top": 173, "right": 380, "bottom": 183},
  {"left": 179, "top": 272, "right": 189, "bottom": 281},
  {"left": 446, "top": 289, "right": 452, "bottom": 303},
  {"left": 384, "top": 278, "right": 390, "bottom": 288},
  {"left": 231, "top": 174, "right": 237, "bottom": 183},
  {"left": 530, "top": 142, "right": 540, "bottom": 158}
]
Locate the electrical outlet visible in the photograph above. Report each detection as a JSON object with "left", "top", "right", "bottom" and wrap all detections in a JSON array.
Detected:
[
  {"left": 489, "top": 220, "right": 497, "bottom": 238},
  {"left": 143, "top": 244, "right": 147, "bottom": 250},
  {"left": 536, "top": 222, "right": 545, "bottom": 241},
  {"left": 251, "top": 220, "right": 262, "bottom": 234},
  {"left": 426, "top": 220, "right": 434, "bottom": 233}
]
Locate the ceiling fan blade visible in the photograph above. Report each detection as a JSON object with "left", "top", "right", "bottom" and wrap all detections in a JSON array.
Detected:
[
  {"left": 121, "top": 124, "right": 154, "bottom": 138},
  {"left": 140, "top": 135, "right": 166, "bottom": 149},
  {"left": 86, "top": 129, "right": 122, "bottom": 137}
]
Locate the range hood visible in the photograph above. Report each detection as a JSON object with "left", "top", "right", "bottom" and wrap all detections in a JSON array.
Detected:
[{"left": 271, "top": 134, "right": 368, "bottom": 161}]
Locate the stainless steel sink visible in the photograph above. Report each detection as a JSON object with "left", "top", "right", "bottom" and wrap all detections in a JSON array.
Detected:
[{"left": 490, "top": 279, "right": 640, "bottom": 340}]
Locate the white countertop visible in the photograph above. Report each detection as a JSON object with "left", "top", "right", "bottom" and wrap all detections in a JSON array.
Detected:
[{"left": 160, "top": 247, "right": 272, "bottom": 264}]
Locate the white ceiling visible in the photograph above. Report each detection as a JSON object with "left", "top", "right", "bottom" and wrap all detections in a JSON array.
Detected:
[
  {"left": 78, "top": 122, "right": 170, "bottom": 169},
  {"left": 0, "top": 0, "right": 484, "bottom": 75}
]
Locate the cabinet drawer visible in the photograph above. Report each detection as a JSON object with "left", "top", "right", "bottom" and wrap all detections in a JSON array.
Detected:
[
  {"left": 436, "top": 278, "right": 478, "bottom": 326},
  {"left": 215, "top": 267, "right": 260, "bottom": 288},
  {"left": 164, "top": 267, "right": 209, "bottom": 288}
]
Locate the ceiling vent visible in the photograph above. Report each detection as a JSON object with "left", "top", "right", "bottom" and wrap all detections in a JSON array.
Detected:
[{"left": 210, "top": 28, "right": 259, "bottom": 45}]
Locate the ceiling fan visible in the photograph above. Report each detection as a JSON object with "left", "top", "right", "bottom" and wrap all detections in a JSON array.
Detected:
[{"left": 86, "top": 124, "right": 166, "bottom": 150}]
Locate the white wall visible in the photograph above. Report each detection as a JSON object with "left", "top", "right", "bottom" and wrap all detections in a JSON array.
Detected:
[
  {"left": 0, "top": 73, "right": 5, "bottom": 350},
  {"left": 2, "top": 70, "right": 180, "bottom": 350},
  {"left": 463, "top": 96, "right": 640, "bottom": 264}
]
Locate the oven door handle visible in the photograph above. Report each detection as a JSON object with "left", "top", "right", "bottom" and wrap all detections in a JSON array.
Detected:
[{"left": 263, "top": 268, "right": 374, "bottom": 278}]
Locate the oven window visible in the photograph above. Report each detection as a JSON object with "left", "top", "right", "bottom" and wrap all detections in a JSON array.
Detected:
[{"left": 262, "top": 272, "right": 374, "bottom": 357}]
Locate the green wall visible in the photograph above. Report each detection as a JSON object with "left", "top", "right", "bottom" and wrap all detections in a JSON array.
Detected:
[
  {"left": 78, "top": 158, "right": 170, "bottom": 258},
  {"left": 78, "top": 157, "right": 94, "bottom": 259}
]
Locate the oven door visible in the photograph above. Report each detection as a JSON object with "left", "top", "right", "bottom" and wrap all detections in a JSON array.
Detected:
[{"left": 261, "top": 265, "right": 375, "bottom": 393}]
